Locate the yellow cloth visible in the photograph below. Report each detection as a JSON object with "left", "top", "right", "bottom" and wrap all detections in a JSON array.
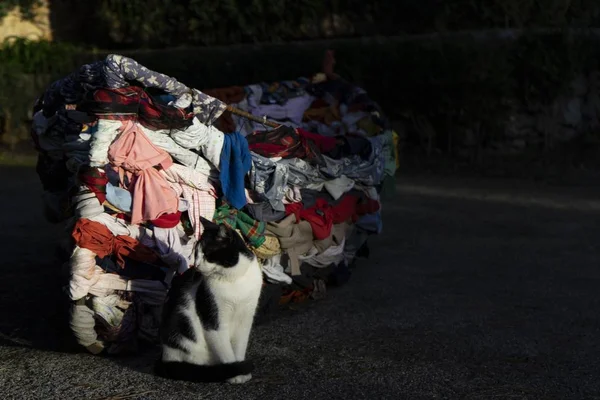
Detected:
[{"left": 251, "top": 235, "right": 281, "bottom": 260}]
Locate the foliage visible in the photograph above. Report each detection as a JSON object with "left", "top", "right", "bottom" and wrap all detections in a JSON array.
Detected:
[
  {"left": 0, "top": 0, "right": 42, "bottom": 21},
  {"left": 65, "top": 0, "right": 600, "bottom": 49},
  {"left": 0, "top": 38, "right": 83, "bottom": 147},
  {"left": 1, "top": 30, "right": 600, "bottom": 168}
]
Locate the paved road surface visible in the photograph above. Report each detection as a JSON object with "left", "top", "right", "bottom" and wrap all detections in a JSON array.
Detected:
[{"left": 1, "top": 167, "right": 599, "bottom": 399}]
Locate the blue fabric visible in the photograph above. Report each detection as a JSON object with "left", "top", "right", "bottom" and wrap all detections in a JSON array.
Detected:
[
  {"left": 220, "top": 132, "right": 252, "bottom": 209},
  {"left": 356, "top": 211, "right": 383, "bottom": 234},
  {"left": 157, "top": 94, "right": 177, "bottom": 105},
  {"left": 106, "top": 182, "right": 132, "bottom": 212}
]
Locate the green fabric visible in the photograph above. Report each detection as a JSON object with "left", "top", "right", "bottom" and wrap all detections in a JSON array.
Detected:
[{"left": 214, "top": 202, "right": 266, "bottom": 248}]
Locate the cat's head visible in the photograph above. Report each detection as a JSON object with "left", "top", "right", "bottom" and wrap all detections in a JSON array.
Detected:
[{"left": 195, "top": 217, "right": 255, "bottom": 270}]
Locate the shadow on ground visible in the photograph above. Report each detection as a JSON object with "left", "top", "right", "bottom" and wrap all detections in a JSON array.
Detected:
[{"left": 1, "top": 167, "right": 599, "bottom": 399}]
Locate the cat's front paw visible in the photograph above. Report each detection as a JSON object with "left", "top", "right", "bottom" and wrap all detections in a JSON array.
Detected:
[{"left": 227, "top": 374, "right": 252, "bottom": 384}]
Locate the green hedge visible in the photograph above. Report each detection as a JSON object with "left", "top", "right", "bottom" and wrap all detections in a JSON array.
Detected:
[
  {"left": 1, "top": 33, "right": 599, "bottom": 168},
  {"left": 29, "top": 0, "right": 600, "bottom": 48}
]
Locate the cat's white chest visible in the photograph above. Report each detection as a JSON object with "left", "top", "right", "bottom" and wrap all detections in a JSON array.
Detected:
[{"left": 209, "top": 259, "right": 262, "bottom": 305}]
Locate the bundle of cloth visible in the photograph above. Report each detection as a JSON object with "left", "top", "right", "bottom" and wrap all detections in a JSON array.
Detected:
[{"left": 31, "top": 51, "right": 398, "bottom": 355}]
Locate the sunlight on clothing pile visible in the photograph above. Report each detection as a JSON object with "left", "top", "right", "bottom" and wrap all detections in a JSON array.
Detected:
[{"left": 31, "top": 51, "right": 399, "bottom": 355}]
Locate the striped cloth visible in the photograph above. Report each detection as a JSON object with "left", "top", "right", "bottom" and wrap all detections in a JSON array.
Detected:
[{"left": 213, "top": 202, "right": 266, "bottom": 248}]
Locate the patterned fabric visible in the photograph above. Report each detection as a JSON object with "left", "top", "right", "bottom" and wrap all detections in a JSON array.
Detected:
[
  {"left": 161, "top": 162, "right": 217, "bottom": 240},
  {"left": 249, "top": 153, "right": 288, "bottom": 212},
  {"left": 103, "top": 54, "right": 189, "bottom": 97},
  {"left": 40, "top": 54, "right": 226, "bottom": 127},
  {"left": 279, "top": 157, "right": 324, "bottom": 187},
  {"left": 192, "top": 89, "right": 228, "bottom": 126},
  {"left": 79, "top": 86, "right": 194, "bottom": 131},
  {"left": 258, "top": 78, "right": 310, "bottom": 105},
  {"left": 213, "top": 202, "right": 266, "bottom": 248},
  {"left": 170, "top": 182, "right": 217, "bottom": 240},
  {"left": 251, "top": 235, "right": 281, "bottom": 260},
  {"left": 246, "top": 125, "right": 325, "bottom": 165},
  {"left": 78, "top": 167, "right": 108, "bottom": 204}
]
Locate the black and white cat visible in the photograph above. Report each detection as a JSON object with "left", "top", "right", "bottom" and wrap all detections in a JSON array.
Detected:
[{"left": 155, "top": 217, "right": 263, "bottom": 384}]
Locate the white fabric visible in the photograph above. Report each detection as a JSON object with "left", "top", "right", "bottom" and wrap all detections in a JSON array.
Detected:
[
  {"left": 163, "top": 163, "right": 217, "bottom": 240},
  {"left": 69, "top": 246, "right": 103, "bottom": 301},
  {"left": 167, "top": 117, "right": 224, "bottom": 168},
  {"left": 170, "top": 92, "right": 193, "bottom": 109},
  {"left": 283, "top": 186, "right": 302, "bottom": 204},
  {"left": 91, "top": 295, "right": 126, "bottom": 327},
  {"left": 88, "top": 274, "right": 168, "bottom": 305},
  {"left": 88, "top": 213, "right": 155, "bottom": 248},
  {"left": 141, "top": 126, "right": 216, "bottom": 176},
  {"left": 324, "top": 175, "right": 355, "bottom": 200},
  {"left": 161, "top": 163, "right": 213, "bottom": 191},
  {"left": 261, "top": 255, "right": 292, "bottom": 285},
  {"left": 88, "top": 119, "right": 121, "bottom": 167},
  {"left": 72, "top": 186, "right": 104, "bottom": 219},
  {"left": 153, "top": 226, "right": 189, "bottom": 274},
  {"left": 69, "top": 303, "right": 100, "bottom": 348},
  {"left": 304, "top": 239, "right": 346, "bottom": 268}
]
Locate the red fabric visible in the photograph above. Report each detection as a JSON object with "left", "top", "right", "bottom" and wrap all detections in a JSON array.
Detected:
[
  {"left": 115, "top": 213, "right": 129, "bottom": 221},
  {"left": 246, "top": 125, "right": 329, "bottom": 165},
  {"left": 331, "top": 195, "right": 381, "bottom": 223},
  {"left": 296, "top": 128, "right": 338, "bottom": 153},
  {"left": 331, "top": 195, "right": 359, "bottom": 224},
  {"left": 356, "top": 198, "right": 380, "bottom": 216},
  {"left": 151, "top": 211, "right": 182, "bottom": 228},
  {"left": 78, "top": 168, "right": 108, "bottom": 204},
  {"left": 72, "top": 219, "right": 166, "bottom": 268},
  {"left": 81, "top": 86, "right": 194, "bottom": 131},
  {"left": 285, "top": 199, "right": 334, "bottom": 240},
  {"left": 285, "top": 194, "right": 381, "bottom": 239},
  {"left": 247, "top": 143, "right": 288, "bottom": 156}
]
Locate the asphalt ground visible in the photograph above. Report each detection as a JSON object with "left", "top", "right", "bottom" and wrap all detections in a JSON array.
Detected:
[{"left": 1, "top": 167, "right": 599, "bottom": 399}]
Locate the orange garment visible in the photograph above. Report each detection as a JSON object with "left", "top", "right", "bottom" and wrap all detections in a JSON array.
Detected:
[
  {"left": 108, "top": 120, "right": 178, "bottom": 225},
  {"left": 72, "top": 219, "right": 166, "bottom": 268}
]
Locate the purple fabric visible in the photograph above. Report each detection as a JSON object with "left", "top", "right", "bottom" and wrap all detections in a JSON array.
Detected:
[{"left": 249, "top": 96, "right": 314, "bottom": 128}]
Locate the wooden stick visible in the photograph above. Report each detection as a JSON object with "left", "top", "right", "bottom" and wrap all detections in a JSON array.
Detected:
[{"left": 226, "top": 105, "right": 281, "bottom": 128}]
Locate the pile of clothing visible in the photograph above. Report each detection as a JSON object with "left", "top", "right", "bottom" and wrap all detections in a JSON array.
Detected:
[{"left": 31, "top": 52, "right": 399, "bottom": 355}]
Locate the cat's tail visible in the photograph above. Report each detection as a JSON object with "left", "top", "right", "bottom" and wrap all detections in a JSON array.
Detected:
[{"left": 154, "top": 359, "right": 254, "bottom": 383}]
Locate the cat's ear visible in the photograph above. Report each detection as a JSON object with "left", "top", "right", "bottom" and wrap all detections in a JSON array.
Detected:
[
  {"left": 217, "top": 224, "right": 229, "bottom": 240},
  {"left": 200, "top": 216, "right": 219, "bottom": 230}
]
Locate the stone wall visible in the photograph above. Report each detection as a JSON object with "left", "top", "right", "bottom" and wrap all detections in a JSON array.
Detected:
[{"left": 484, "top": 73, "right": 600, "bottom": 157}]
